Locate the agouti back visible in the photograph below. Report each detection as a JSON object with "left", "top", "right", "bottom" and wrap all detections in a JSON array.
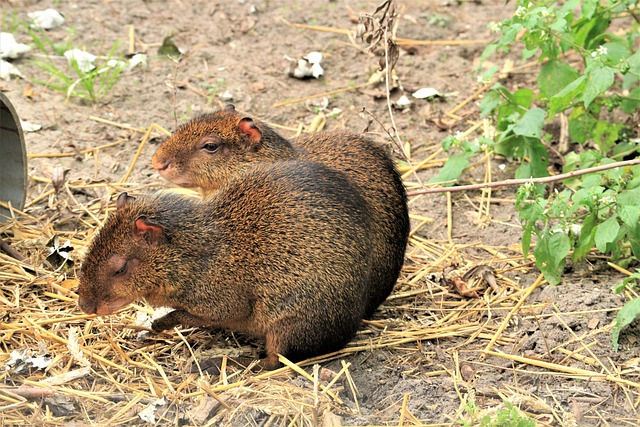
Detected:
[
  {"left": 77, "top": 160, "right": 372, "bottom": 369},
  {"left": 152, "top": 105, "right": 409, "bottom": 317}
]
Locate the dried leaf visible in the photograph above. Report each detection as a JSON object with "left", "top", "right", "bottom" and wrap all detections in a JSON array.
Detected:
[{"left": 449, "top": 275, "right": 479, "bottom": 298}]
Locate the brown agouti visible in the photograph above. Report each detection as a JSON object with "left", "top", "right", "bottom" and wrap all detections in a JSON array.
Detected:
[
  {"left": 77, "top": 160, "right": 373, "bottom": 369},
  {"left": 152, "top": 105, "right": 409, "bottom": 317}
]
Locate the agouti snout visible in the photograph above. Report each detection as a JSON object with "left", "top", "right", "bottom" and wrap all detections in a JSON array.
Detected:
[{"left": 78, "top": 161, "right": 373, "bottom": 369}]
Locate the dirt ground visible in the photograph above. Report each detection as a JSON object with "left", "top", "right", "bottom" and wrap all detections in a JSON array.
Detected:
[{"left": 1, "top": 0, "right": 639, "bottom": 426}]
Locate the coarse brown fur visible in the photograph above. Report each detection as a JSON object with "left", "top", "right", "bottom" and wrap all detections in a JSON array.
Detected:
[
  {"left": 152, "top": 105, "right": 409, "bottom": 317},
  {"left": 77, "top": 161, "right": 373, "bottom": 369}
]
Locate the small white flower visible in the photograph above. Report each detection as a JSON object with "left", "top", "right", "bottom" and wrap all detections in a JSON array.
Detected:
[
  {"left": 515, "top": 6, "right": 527, "bottom": 17},
  {"left": 488, "top": 21, "right": 502, "bottom": 33},
  {"left": 455, "top": 131, "right": 466, "bottom": 141},
  {"left": 527, "top": 2, "right": 533, "bottom": 7},
  {"left": 541, "top": 8, "right": 550, "bottom": 17},
  {"left": 600, "top": 196, "right": 613, "bottom": 204},
  {"left": 597, "top": 45, "right": 608, "bottom": 56},
  {"left": 64, "top": 49, "right": 96, "bottom": 73},
  {"left": 570, "top": 224, "right": 582, "bottom": 237}
]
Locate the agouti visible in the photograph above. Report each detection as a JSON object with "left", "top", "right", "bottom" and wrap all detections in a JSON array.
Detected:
[
  {"left": 77, "top": 160, "right": 373, "bottom": 369},
  {"left": 152, "top": 105, "right": 409, "bottom": 317}
]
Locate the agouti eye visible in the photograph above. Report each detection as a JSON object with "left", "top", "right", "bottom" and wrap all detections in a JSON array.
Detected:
[
  {"left": 114, "top": 262, "right": 128, "bottom": 276},
  {"left": 202, "top": 143, "right": 220, "bottom": 153}
]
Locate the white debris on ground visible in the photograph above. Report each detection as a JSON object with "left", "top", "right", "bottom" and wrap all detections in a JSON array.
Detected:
[
  {"left": 412, "top": 87, "right": 443, "bottom": 100},
  {"left": 0, "top": 33, "right": 31, "bottom": 59},
  {"left": 135, "top": 306, "right": 175, "bottom": 340},
  {"left": 138, "top": 398, "right": 167, "bottom": 424},
  {"left": 0, "top": 60, "right": 25, "bottom": 80},
  {"left": 4, "top": 349, "right": 52, "bottom": 373},
  {"left": 64, "top": 49, "right": 97, "bottom": 73},
  {"left": 28, "top": 8, "right": 65, "bottom": 30},
  {"left": 287, "top": 51, "right": 324, "bottom": 79}
]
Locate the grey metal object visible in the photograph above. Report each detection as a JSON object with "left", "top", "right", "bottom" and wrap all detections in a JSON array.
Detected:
[{"left": 0, "top": 91, "right": 28, "bottom": 221}]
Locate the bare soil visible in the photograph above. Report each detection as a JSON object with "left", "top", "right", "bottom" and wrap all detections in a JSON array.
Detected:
[{"left": 1, "top": 0, "right": 639, "bottom": 426}]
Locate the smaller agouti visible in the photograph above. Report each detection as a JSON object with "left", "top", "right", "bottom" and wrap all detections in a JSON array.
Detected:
[
  {"left": 77, "top": 160, "right": 373, "bottom": 369},
  {"left": 152, "top": 105, "right": 409, "bottom": 318}
]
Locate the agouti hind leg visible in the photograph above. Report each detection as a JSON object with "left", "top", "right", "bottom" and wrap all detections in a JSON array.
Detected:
[{"left": 260, "top": 317, "right": 320, "bottom": 370}]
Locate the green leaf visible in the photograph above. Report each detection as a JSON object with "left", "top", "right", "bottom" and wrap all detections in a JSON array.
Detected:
[
  {"left": 427, "top": 152, "right": 472, "bottom": 186},
  {"left": 522, "top": 228, "right": 532, "bottom": 260},
  {"left": 593, "top": 120, "right": 622, "bottom": 153},
  {"left": 513, "top": 108, "right": 545, "bottom": 139},
  {"left": 628, "top": 226, "right": 640, "bottom": 260},
  {"left": 568, "top": 108, "right": 597, "bottom": 143},
  {"left": 574, "top": 14, "right": 611, "bottom": 50},
  {"left": 582, "top": 65, "right": 614, "bottom": 108},
  {"left": 158, "top": 36, "right": 182, "bottom": 58},
  {"left": 534, "top": 231, "right": 571, "bottom": 285},
  {"left": 617, "top": 188, "right": 640, "bottom": 207},
  {"left": 514, "top": 138, "right": 549, "bottom": 179},
  {"left": 612, "top": 272, "right": 640, "bottom": 294},
  {"left": 602, "top": 42, "right": 631, "bottom": 64},
  {"left": 594, "top": 215, "right": 620, "bottom": 253},
  {"left": 511, "top": 88, "right": 533, "bottom": 108},
  {"left": 538, "top": 60, "right": 580, "bottom": 99},
  {"left": 628, "top": 49, "right": 640, "bottom": 75},
  {"left": 621, "top": 86, "right": 640, "bottom": 114},
  {"left": 550, "top": 75, "right": 586, "bottom": 116},
  {"left": 612, "top": 298, "right": 640, "bottom": 351},
  {"left": 573, "top": 214, "right": 597, "bottom": 263},
  {"left": 480, "top": 88, "right": 502, "bottom": 117},
  {"left": 581, "top": 0, "right": 599, "bottom": 19}
]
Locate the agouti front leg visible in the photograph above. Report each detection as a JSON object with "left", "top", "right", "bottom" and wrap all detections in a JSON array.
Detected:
[{"left": 151, "top": 309, "right": 212, "bottom": 332}]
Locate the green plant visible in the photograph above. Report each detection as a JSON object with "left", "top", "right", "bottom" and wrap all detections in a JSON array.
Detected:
[
  {"left": 612, "top": 271, "right": 640, "bottom": 350},
  {"left": 485, "top": 0, "right": 640, "bottom": 286},
  {"left": 434, "top": 0, "right": 639, "bottom": 285},
  {"left": 480, "top": 403, "right": 536, "bottom": 427},
  {"left": 28, "top": 27, "right": 126, "bottom": 103},
  {"left": 458, "top": 400, "right": 535, "bottom": 427},
  {"left": 429, "top": 0, "right": 640, "bottom": 343}
]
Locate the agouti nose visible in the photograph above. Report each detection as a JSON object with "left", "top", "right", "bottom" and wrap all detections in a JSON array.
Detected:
[
  {"left": 152, "top": 155, "right": 171, "bottom": 172},
  {"left": 77, "top": 298, "right": 97, "bottom": 315}
]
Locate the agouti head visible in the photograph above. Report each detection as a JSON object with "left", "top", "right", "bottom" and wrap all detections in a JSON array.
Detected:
[
  {"left": 152, "top": 104, "right": 295, "bottom": 192},
  {"left": 77, "top": 192, "right": 179, "bottom": 316}
]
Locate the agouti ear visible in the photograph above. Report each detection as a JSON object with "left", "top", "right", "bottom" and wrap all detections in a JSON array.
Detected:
[
  {"left": 224, "top": 104, "right": 236, "bottom": 111},
  {"left": 237, "top": 117, "right": 262, "bottom": 150},
  {"left": 132, "top": 215, "right": 167, "bottom": 245},
  {"left": 116, "top": 192, "right": 135, "bottom": 209}
]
